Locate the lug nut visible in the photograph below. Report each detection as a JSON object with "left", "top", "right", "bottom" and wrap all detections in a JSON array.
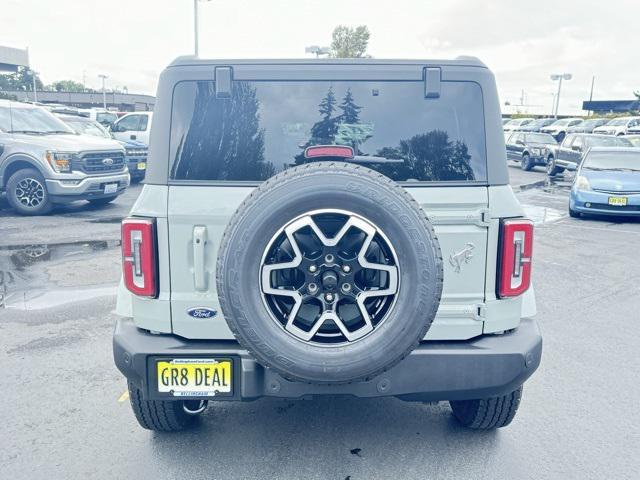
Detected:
[
  {"left": 309, "top": 265, "right": 317, "bottom": 273},
  {"left": 308, "top": 283, "right": 318, "bottom": 294},
  {"left": 342, "top": 265, "right": 351, "bottom": 273},
  {"left": 341, "top": 283, "right": 351, "bottom": 293},
  {"left": 324, "top": 293, "right": 334, "bottom": 302}
]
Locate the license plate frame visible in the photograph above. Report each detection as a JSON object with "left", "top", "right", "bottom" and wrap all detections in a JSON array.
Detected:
[
  {"left": 608, "top": 196, "right": 628, "bottom": 206},
  {"left": 104, "top": 183, "right": 118, "bottom": 195},
  {"left": 152, "top": 357, "right": 235, "bottom": 399}
]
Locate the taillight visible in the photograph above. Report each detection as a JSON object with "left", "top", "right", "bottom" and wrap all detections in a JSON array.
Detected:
[
  {"left": 122, "top": 217, "right": 158, "bottom": 298},
  {"left": 497, "top": 219, "right": 533, "bottom": 298}
]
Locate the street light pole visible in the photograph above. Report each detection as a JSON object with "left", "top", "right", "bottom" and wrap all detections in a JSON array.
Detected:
[
  {"left": 193, "top": 0, "right": 212, "bottom": 57},
  {"left": 98, "top": 74, "right": 108, "bottom": 109},
  {"left": 550, "top": 73, "right": 572, "bottom": 118},
  {"left": 193, "top": 0, "right": 199, "bottom": 57}
]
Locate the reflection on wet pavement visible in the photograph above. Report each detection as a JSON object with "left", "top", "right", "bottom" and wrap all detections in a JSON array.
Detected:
[
  {"left": 0, "top": 240, "right": 121, "bottom": 311},
  {"left": 517, "top": 175, "right": 573, "bottom": 225}
]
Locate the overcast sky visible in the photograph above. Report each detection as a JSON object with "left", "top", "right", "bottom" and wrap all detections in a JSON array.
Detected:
[{"left": 3, "top": 0, "right": 638, "bottom": 115}]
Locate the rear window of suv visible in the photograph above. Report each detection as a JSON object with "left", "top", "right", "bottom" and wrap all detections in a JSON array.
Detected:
[{"left": 169, "top": 80, "right": 487, "bottom": 183}]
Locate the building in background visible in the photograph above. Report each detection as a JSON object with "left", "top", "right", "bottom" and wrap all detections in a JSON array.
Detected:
[
  {"left": 0, "top": 45, "right": 29, "bottom": 73},
  {"left": 0, "top": 89, "right": 155, "bottom": 112},
  {"left": 582, "top": 100, "right": 640, "bottom": 115}
]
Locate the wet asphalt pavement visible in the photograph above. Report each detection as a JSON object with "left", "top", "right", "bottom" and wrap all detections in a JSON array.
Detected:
[{"left": 1, "top": 166, "right": 639, "bottom": 480}]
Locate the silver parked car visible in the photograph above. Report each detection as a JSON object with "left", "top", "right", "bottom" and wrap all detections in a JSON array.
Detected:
[{"left": 0, "top": 100, "right": 129, "bottom": 215}]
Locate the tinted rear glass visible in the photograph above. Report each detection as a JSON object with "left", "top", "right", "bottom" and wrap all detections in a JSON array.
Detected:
[{"left": 169, "top": 80, "right": 487, "bottom": 183}]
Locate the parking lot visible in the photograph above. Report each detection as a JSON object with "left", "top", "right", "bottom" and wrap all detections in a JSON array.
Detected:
[{"left": 1, "top": 163, "right": 638, "bottom": 480}]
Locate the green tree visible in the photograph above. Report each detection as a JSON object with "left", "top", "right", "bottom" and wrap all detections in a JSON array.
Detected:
[
  {"left": 338, "top": 88, "right": 361, "bottom": 123},
  {"left": 49, "top": 80, "right": 85, "bottom": 92},
  {"left": 0, "top": 67, "right": 43, "bottom": 91},
  {"left": 310, "top": 86, "right": 338, "bottom": 142},
  {"left": 330, "top": 25, "right": 371, "bottom": 58}
]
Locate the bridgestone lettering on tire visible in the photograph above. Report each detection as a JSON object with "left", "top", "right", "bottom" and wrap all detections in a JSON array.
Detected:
[{"left": 216, "top": 162, "right": 443, "bottom": 384}]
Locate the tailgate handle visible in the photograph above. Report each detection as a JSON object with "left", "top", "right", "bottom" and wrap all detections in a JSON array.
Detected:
[{"left": 193, "top": 226, "right": 208, "bottom": 291}]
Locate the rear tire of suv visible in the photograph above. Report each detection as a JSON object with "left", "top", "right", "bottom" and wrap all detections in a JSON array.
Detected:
[
  {"left": 520, "top": 153, "right": 534, "bottom": 171},
  {"left": 217, "top": 162, "right": 444, "bottom": 385},
  {"left": 546, "top": 158, "right": 564, "bottom": 177},
  {"left": 6, "top": 168, "right": 53, "bottom": 216},
  {"left": 449, "top": 386, "right": 523, "bottom": 429},
  {"left": 127, "top": 382, "right": 198, "bottom": 432}
]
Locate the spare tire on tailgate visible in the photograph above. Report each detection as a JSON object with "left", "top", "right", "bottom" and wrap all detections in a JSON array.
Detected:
[{"left": 216, "top": 162, "right": 443, "bottom": 384}]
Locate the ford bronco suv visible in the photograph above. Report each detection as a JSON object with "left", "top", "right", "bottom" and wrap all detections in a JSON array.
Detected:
[
  {"left": 114, "top": 57, "right": 542, "bottom": 432},
  {"left": 0, "top": 100, "right": 129, "bottom": 215}
]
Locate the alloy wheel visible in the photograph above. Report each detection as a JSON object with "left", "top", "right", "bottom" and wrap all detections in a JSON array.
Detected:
[
  {"left": 260, "top": 209, "right": 399, "bottom": 345},
  {"left": 15, "top": 178, "right": 45, "bottom": 208}
]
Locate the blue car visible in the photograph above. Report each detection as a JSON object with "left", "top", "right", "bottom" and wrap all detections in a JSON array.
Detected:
[{"left": 569, "top": 147, "right": 640, "bottom": 218}]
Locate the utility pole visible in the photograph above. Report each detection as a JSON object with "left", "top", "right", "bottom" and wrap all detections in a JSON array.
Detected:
[
  {"left": 588, "top": 76, "right": 595, "bottom": 116},
  {"left": 550, "top": 73, "right": 572, "bottom": 117},
  {"left": 32, "top": 72, "right": 38, "bottom": 103},
  {"left": 98, "top": 74, "right": 108, "bottom": 109}
]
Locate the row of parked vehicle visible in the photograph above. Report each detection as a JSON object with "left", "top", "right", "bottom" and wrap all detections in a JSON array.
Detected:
[
  {"left": 504, "top": 122, "right": 640, "bottom": 219},
  {"left": 505, "top": 130, "right": 640, "bottom": 174},
  {"left": 503, "top": 115, "right": 640, "bottom": 142},
  {"left": 0, "top": 100, "right": 151, "bottom": 215}
]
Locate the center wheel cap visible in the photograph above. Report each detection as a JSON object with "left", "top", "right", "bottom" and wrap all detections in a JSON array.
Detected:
[{"left": 321, "top": 270, "right": 338, "bottom": 291}]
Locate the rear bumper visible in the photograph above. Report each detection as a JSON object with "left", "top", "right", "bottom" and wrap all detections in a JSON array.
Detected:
[{"left": 113, "top": 317, "right": 542, "bottom": 402}]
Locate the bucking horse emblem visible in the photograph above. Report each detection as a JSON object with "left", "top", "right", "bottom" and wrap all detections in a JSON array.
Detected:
[{"left": 449, "top": 243, "right": 475, "bottom": 273}]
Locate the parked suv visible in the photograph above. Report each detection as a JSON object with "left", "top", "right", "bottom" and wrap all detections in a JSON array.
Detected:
[
  {"left": 503, "top": 117, "right": 534, "bottom": 132},
  {"left": 540, "top": 118, "right": 583, "bottom": 142},
  {"left": 593, "top": 116, "right": 640, "bottom": 136},
  {"left": 113, "top": 58, "right": 542, "bottom": 432},
  {"left": 567, "top": 118, "right": 607, "bottom": 134},
  {"left": 546, "top": 133, "right": 632, "bottom": 176},
  {"left": 506, "top": 131, "right": 557, "bottom": 170},
  {"left": 517, "top": 118, "right": 555, "bottom": 132},
  {"left": 0, "top": 100, "right": 129, "bottom": 215}
]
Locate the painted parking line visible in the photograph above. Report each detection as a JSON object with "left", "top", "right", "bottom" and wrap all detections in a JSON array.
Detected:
[{"left": 118, "top": 390, "right": 129, "bottom": 402}]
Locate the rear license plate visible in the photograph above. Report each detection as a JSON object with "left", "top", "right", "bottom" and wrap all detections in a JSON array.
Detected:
[
  {"left": 156, "top": 359, "right": 232, "bottom": 397},
  {"left": 137, "top": 162, "right": 146, "bottom": 170},
  {"left": 608, "top": 196, "right": 628, "bottom": 206},
  {"left": 104, "top": 183, "right": 118, "bottom": 194}
]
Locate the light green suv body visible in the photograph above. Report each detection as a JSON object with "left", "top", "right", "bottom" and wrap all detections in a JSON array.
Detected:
[{"left": 114, "top": 58, "right": 541, "bottom": 432}]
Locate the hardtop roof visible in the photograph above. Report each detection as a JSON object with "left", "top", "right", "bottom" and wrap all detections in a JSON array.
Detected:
[{"left": 168, "top": 56, "right": 487, "bottom": 69}]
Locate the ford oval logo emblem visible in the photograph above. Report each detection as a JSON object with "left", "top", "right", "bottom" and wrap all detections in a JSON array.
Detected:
[
  {"left": 187, "top": 307, "right": 217, "bottom": 319},
  {"left": 102, "top": 157, "right": 114, "bottom": 166}
]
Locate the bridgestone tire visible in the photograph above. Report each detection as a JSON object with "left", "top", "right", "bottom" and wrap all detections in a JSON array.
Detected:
[
  {"left": 449, "top": 386, "right": 523, "bottom": 429},
  {"left": 216, "top": 162, "right": 443, "bottom": 384},
  {"left": 128, "top": 382, "right": 195, "bottom": 432}
]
